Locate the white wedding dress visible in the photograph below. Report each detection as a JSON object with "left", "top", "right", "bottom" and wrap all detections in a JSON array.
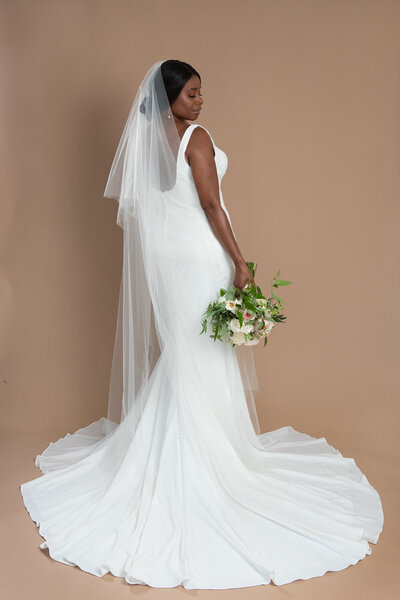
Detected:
[{"left": 20, "top": 123, "right": 384, "bottom": 589}]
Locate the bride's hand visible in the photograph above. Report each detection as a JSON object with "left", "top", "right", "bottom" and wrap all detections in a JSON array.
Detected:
[{"left": 233, "top": 262, "right": 255, "bottom": 290}]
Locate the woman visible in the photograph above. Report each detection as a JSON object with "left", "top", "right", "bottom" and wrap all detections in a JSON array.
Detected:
[{"left": 20, "top": 59, "right": 384, "bottom": 589}]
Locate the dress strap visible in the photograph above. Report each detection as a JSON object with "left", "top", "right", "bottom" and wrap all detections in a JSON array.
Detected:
[
  {"left": 178, "top": 124, "right": 216, "bottom": 161},
  {"left": 178, "top": 124, "right": 197, "bottom": 156}
]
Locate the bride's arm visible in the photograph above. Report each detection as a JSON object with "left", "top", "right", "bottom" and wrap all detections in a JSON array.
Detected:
[{"left": 186, "top": 127, "right": 255, "bottom": 289}]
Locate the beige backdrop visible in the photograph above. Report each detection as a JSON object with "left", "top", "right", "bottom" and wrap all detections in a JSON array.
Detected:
[{"left": 1, "top": 1, "right": 399, "bottom": 598}]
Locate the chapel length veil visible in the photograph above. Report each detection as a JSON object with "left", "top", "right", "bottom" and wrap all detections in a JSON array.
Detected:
[{"left": 102, "top": 59, "right": 262, "bottom": 452}]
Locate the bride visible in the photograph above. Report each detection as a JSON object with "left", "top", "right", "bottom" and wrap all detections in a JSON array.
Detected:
[{"left": 20, "top": 59, "right": 384, "bottom": 589}]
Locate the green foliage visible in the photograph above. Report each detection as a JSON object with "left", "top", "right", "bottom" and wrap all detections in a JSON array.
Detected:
[{"left": 199, "top": 261, "right": 292, "bottom": 347}]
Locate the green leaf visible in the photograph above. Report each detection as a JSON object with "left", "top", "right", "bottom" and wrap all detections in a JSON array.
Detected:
[
  {"left": 237, "top": 310, "right": 243, "bottom": 327},
  {"left": 272, "top": 290, "right": 283, "bottom": 303},
  {"left": 244, "top": 299, "right": 258, "bottom": 312},
  {"left": 221, "top": 322, "right": 227, "bottom": 338},
  {"left": 273, "top": 279, "right": 292, "bottom": 286}
]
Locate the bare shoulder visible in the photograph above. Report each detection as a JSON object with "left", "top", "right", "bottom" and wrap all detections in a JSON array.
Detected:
[{"left": 186, "top": 125, "right": 215, "bottom": 161}]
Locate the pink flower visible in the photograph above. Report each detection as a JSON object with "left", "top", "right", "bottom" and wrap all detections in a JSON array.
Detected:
[
  {"left": 261, "top": 319, "right": 275, "bottom": 334},
  {"left": 243, "top": 310, "right": 255, "bottom": 321}
]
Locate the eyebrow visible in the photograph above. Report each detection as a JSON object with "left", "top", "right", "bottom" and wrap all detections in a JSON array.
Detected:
[{"left": 189, "top": 87, "right": 201, "bottom": 90}]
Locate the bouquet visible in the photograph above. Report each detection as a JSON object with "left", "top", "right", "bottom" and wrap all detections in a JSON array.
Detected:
[{"left": 199, "top": 261, "right": 291, "bottom": 347}]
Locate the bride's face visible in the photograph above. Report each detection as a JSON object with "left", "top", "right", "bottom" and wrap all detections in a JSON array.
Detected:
[{"left": 171, "top": 75, "right": 203, "bottom": 121}]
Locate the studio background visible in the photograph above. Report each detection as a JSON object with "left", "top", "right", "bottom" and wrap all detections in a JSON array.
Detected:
[{"left": 1, "top": 1, "right": 398, "bottom": 598}]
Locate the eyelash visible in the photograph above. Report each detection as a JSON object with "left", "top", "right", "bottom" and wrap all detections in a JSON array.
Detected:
[{"left": 189, "top": 94, "right": 203, "bottom": 98}]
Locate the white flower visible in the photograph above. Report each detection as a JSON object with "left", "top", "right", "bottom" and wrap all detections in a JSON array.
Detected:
[
  {"left": 256, "top": 298, "right": 267, "bottom": 308},
  {"left": 229, "top": 319, "right": 254, "bottom": 334},
  {"left": 230, "top": 331, "right": 245, "bottom": 345},
  {"left": 225, "top": 298, "right": 241, "bottom": 312},
  {"left": 245, "top": 336, "right": 261, "bottom": 346},
  {"left": 225, "top": 300, "right": 237, "bottom": 311},
  {"left": 217, "top": 296, "right": 226, "bottom": 304}
]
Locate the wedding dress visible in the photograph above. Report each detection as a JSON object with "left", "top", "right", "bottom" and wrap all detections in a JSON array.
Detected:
[{"left": 20, "top": 121, "right": 384, "bottom": 589}]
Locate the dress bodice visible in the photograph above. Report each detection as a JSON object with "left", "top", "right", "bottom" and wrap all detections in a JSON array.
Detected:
[
  {"left": 177, "top": 123, "right": 228, "bottom": 183},
  {"left": 167, "top": 123, "right": 231, "bottom": 223}
]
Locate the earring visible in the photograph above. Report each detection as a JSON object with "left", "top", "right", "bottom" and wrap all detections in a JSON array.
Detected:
[{"left": 167, "top": 114, "right": 171, "bottom": 119}]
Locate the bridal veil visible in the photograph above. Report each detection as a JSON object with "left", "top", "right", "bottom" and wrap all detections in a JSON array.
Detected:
[{"left": 103, "top": 59, "right": 261, "bottom": 447}]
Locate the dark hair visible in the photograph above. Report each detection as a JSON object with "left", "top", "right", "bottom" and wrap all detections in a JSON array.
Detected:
[
  {"left": 140, "top": 60, "right": 201, "bottom": 117},
  {"left": 160, "top": 60, "right": 201, "bottom": 106}
]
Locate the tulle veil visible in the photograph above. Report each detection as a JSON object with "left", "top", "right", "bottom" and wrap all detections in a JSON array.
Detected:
[{"left": 102, "top": 59, "right": 261, "bottom": 450}]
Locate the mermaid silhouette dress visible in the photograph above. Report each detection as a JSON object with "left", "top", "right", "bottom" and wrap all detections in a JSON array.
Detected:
[{"left": 20, "top": 124, "right": 384, "bottom": 589}]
